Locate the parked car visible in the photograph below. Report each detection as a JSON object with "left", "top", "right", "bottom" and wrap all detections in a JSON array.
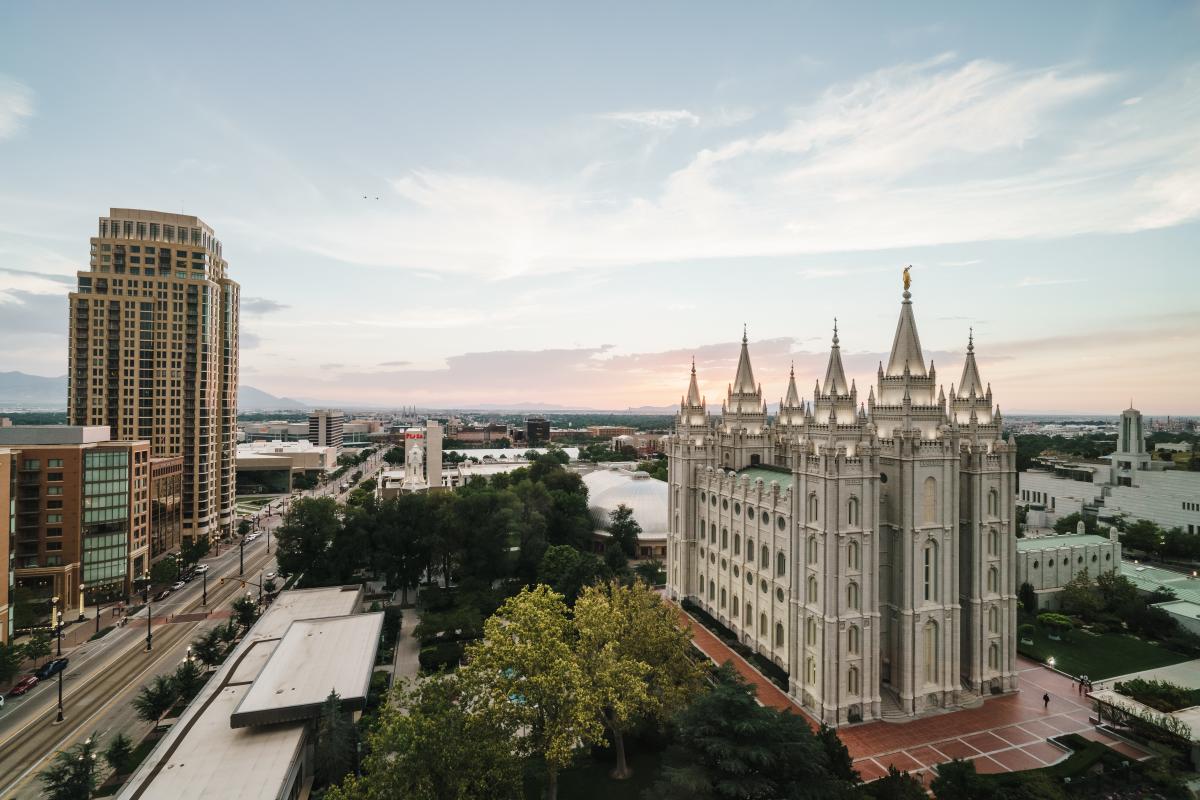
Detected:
[
  {"left": 35, "top": 658, "right": 69, "bottom": 680},
  {"left": 154, "top": 589, "right": 172, "bottom": 602},
  {"left": 7, "top": 676, "right": 39, "bottom": 697},
  {"left": 0, "top": 694, "right": 5, "bottom": 709},
  {"left": 170, "top": 581, "right": 186, "bottom": 591},
  {"left": 264, "top": 571, "right": 276, "bottom": 581},
  {"left": 195, "top": 564, "right": 210, "bottom": 573}
]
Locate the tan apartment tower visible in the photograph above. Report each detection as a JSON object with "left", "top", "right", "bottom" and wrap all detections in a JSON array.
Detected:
[{"left": 68, "top": 209, "right": 239, "bottom": 545}]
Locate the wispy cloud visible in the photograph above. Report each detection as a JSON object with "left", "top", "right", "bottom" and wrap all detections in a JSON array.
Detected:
[
  {"left": 242, "top": 297, "right": 290, "bottom": 315},
  {"left": 597, "top": 109, "right": 700, "bottom": 129},
  {"left": 0, "top": 76, "right": 33, "bottom": 141}
]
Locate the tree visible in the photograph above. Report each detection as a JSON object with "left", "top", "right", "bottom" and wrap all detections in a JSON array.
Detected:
[
  {"left": 217, "top": 619, "right": 240, "bottom": 643},
  {"left": 150, "top": 557, "right": 180, "bottom": 585},
  {"left": 929, "top": 759, "right": 996, "bottom": 800},
  {"left": 382, "top": 445, "right": 405, "bottom": 466},
  {"left": 103, "top": 732, "right": 135, "bottom": 776},
  {"left": 1096, "top": 568, "right": 1139, "bottom": 612},
  {"left": 315, "top": 691, "right": 356, "bottom": 787},
  {"left": 132, "top": 675, "right": 179, "bottom": 724},
  {"left": 634, "top": 559, "right": 664, "bottom": 586},
  {"left": 1053, "top": 512, "right": 1095, "bottom": 536},
  {"left": 326, "top": 676, "right": 522, "bottom": 800},
  {"left": 461, "top": 585, "right": 603, "bottom": 800},
  {"left": 237, "top": 519, "right": 252, "bottom": 537},
  {"left": 607, "top": 505, "right": 641, "bottom": 559},
  {"left": 1059, "top": 569, "right": 1101, "bottom": 620},
  {"left": 573, "top": 581, "right": 705, "bottom": 779},
  {"left": 38, "top": 734, "right": 100, "bottom": 800},
  {"left": 174, "top": 658, "right": 206, "bottom": 699},
  {"left": 232, "top": 596, "right": 259, "bottom": 628},
  {"left": 0, "top": 640, "right": 24, "bottom": 685},
  {"left": 191, "top": 627, "right": 224, "bottom": 667},
  {"left": 1036, "top": 612, "right": 1072, "bottom": 641},
  {"left": 537, "top": 544, "right": 608, "bottom": 604},
  {"left": 1121, "top": 519, "right": 1163, "bottom": 557},
  {"left": 1018, "top": 582, "right": 1038, "bottom": 616},
  {"left": 275, "top": 497, "right": 342, "bottom": 582},
  {"left": 816, "top": 723, "right": 858, "bottom": 783},
  {"left": 24, "top": 630, "right": 52, "bottom": 666},
  {"left": 650, "top": 664, "right": 853, "bottom": 799},
  {"left": 181, "top": 536, "right": 210, "bottom": 568},
  {"left": 861, "top": 765, "right": 927, "bottom": 799}
]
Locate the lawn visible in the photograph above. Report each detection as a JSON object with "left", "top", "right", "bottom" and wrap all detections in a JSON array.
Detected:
[{"left": 1018, "top": 626, "right": 1192, "bottom": 679}]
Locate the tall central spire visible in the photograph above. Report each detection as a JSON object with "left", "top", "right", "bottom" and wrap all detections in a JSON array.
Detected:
[
  {"left": 686, "top": 357, "right": 702, "bottom": 405},
  {"left": 783, "top": 362, "right": 801, "bottom": 407},
  {"left": 959, "top": 328, "right": 983, "bottom": 397},
  {"left": 732, "top": 325, "right": 757, "bottom": 394},
  {"left": 886, "top": 267, "right": 927, "bottom": 377},
  {"left": 822, "top": 318, "right": 849, "bottom": 395}
]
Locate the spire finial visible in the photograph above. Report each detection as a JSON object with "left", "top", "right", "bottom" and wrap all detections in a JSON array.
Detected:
[
  {"left": 742, "top": 323, "right": 747, "bottom": 344},
  {"left": 902, "top": 264, "right": 912, "bottom": 299},
  {"left": 832, "top": 317, "right": 839, "bottom": 346},
  {"left": 790, "top": 360, "right": 795, "bottom": 377},
  {"left": 691, "top": 355, "right": 696, "bottom": 373},
  {"left": 968, "top": 327, "right": 974, "bottom": 353}
]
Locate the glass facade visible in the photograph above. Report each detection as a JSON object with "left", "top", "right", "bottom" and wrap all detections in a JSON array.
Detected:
[{"left": 83, "top": 450, "right": 129, "bottom": 589}]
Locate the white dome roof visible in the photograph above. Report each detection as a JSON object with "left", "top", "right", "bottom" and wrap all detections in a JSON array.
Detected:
[
  {"left": 582, "top": 467, "right": 635, "bottom": 497},
  {"left": 587, "top": 471, "right": 668, "bottom": 537}
]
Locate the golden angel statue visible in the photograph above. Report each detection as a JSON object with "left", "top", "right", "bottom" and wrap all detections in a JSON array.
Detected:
[{"left": 902, "top": 265, "right": 911, "bottom": 291}]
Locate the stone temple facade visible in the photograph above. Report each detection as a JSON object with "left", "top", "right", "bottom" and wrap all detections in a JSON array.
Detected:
[{"left": 666, "top": 277, "right": 1019, "bottom": 725}]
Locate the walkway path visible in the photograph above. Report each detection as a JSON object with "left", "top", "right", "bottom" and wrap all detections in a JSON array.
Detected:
[{"left": 677, "top": 606, "right": 1152, "bottom": 785}]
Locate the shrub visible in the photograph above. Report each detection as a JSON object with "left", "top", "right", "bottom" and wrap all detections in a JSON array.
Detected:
[
  {"left": 1037, "top": 612, "right": 1072, "bottom": 639},
  {"left": 418, "top": 641, "right": 464, "bottom": 672},
  {"left": 1018, "top": 623, "right": 1035, "bottom": 642},
  {"left": 1114, "top": 678, "right": 1200, "bottom": 713}
]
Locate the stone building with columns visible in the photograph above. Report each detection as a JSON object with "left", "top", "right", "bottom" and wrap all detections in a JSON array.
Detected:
[{"left": 666, "top": 274, "right": 1019, "bottom": 725}]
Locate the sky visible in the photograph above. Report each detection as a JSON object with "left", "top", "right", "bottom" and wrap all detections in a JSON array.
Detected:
[{"left": 1, "top": 1, "right": 1199, "bottom": 414}]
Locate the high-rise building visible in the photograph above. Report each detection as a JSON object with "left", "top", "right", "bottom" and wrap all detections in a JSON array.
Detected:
[
  {"left": 1, "top": 448, "right": 13, "bottom": 643},
  {"left": 666, "top": 273, "right": 1018, "bottom": 725},
  {"left": 0, "top": 426, "right": 150, "bottom": 623},
  {"left": 68, "top": 209, "right": 239, "bottom": 545},
  {"left": 150, "top": 456, "right": 184, "bottom": 564},
  {"left": 525, "top": 416, "right": 550, "bottom": 446},
  {"left": 308, "top": 409, "right": 345, "bottom": 449}
]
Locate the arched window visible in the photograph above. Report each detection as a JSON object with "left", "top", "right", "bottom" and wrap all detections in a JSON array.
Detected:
[
  {"left": 988, "top": 605, "right": 999, "bottom": 633},
  {"left": 720, "top": 588, "right": 727, "bottom": 608},
  {"left": 848, "top": 496, "right": 860, "bottom": 526},
  {"left": 708, "top": 580, "right": 715, "bottom": 600},
  {"left": 745, "top": 602, "right": 753, "bottom": 624},
  {"left": 988, "top": 529, "right": 999, "bottom": 556},
  {"left": 923, "top": 620, "right": 939, "bottom": 683},
  {"left": 807, "top": 576, "right": 818, "bottom": 604},
  {"left": 776, "top": 552, "right": 786, "bottom": 577},
  {"left": 848, "top": 666, "right": 860, "bottom": 694},
  {"left": 987, "top": 566, "right": 999, "bottom": 593},
  {"left": 776, "top": 587, "right": 784, "bottom": 602},
  {"left": 922, "top": 476, "right": 938, "bottom": 524},
  {"left": 734, "top": 534, "right": 741, "bottom": 555},
  {"left": 987, "top": 489, "right": 999, "bottom": 517},
  {"left": 806, "top": 656, "right": 816, "bottom": 684},
  {"left": 808, "top": 493, "right": 819, "bottom": 522},
  {"left": 721, "top": 528, "right": 728, "bottom": 549},
  {"left": 775, "top": 622, "right": 784, "bottom": 647},
  {"left": 848, "top": 625, "right": 860, "bottom": 654},
  {"left": 923, "top": 540, "right": 939, "bottom": 602},
  {"left": 848, "top": 539, "right": 860, "bottom": 571},
  {"left": 806, "top": 617, "right": 817, "bottom": 645},
  {"left": 710, "top": 523, "right": 716, "bottom": 543},
  {"left": 808, "top": 536, "right": 818, "bottom": 565},
  {"left": 847, "top": 581, "right": 860, "bottom": 610},
  {"left": 733, "top": 594, "right": 739, "bottom": 613},
  {"left": 760, "top": 545, "right": 769, "bottom": 568},
  {"left": 747, "top": 538, "right": 755, "bottom": 558},
  {"left": 759, "top": 613, "right": 767, "bottom": 635},
  {"left": 988, "top": 643, "right": 999, "bottom": 670}
]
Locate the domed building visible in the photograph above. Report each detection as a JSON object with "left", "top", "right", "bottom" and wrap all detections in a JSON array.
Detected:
[{"left": 582, "top": 467, "right": 668, "bottom": 560}]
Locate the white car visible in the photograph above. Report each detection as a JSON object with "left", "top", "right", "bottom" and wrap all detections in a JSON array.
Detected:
[
  {"left": 244, "top": 533, "right": 260, "bottom": 542},
  {"left": 265, "top": 571, "right": 276, "bottom": 580},
  {"left": 195, "top": 564, "right": 210, "bottom": 573},
  {"left": 170, "top": 581, "right": 186, "bottom": 591}
]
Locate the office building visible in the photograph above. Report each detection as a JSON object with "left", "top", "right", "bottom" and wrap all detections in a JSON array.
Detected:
[
  {"left": 308, "top": 409, "right": 345, "bottom": 449},
  {"left": 68, "top": 209, "right": 239, "bottom": 545},
  {"left": 235, "top": 441, "right": 338, "bottom": 494},
  {"left": 1, "top": 448, "right": 13, "bottom": 643},
  {"left": 667, "top": 274, "right": 1019, "bottom": 725},
  {"left": 525, "top": 416, "right": 550, "bottom": 446},
  {"left": 149, "top": 457, "right": 183, "bottom": 564},
  {"left": 0, "top": 426, "right": 150, "bottom": 622}
]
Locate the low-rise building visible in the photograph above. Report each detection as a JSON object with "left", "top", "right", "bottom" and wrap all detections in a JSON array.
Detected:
[
  {"left": 235, "top": 441, "right": 338, "bottom": 495},
  {"left": 588, "top": 425, "right": 636, "bottom": 438},
  {"left": 119, "top": 585, "right": 380, "bottom": 800},
  {"left": 582, "top": 466, "right": 668, "bottom": 560},
  {"left": 1015, "top": 531, "right": 1122, "bottom": 609}
]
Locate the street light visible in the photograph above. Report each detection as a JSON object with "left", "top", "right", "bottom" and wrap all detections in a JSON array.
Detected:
[
  {"left": 146, "top": 592, "right": 153, "bottom": 652},
  {"left": 202, "top": 568, "right": 208, "bottom": 607},
  {"left": 77, "top": 582, "right": 87, "bottom": 622},
  {"left": 240, "top": 536, "right": 245, "bottom": 576}
]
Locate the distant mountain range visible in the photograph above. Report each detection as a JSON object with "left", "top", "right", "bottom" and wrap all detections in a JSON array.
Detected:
[{"left": 0, "top": 371, "right": 306, "bottom": 412}]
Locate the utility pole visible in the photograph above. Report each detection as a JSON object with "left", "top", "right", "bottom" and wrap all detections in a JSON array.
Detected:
[
  {"left": 146, "top": 596, "right": 153, "bottom": 652},
  {"left": 202, "top": 569, "right": 208, "bottom": 607},
  {"left": 240, "top": 538, "right": 245, "bottom": 576}
]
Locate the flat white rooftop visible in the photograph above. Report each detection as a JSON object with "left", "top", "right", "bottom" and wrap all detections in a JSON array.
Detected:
[
  {"left": 231, "top": 613, "right": 383, "bottom": 728},
  {"left": 0, "top": 425, "right": 112, "bottom": 445}
]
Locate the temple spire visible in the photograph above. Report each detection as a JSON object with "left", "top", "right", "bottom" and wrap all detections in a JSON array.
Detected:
[
  {"left": 959, "top": 327, "right": 984, "bottom": 397},
  {"left": 886, "top": 266, "right": 927, "bottom": 377},
  {"left": 732, "top": 327, "right": 757, "bottom": 394},
  {"left": 685, "top": 357, "right": 702, "bottom": 406},
  {"left": 822, "top": 317, "right": 849, "bottom": 395},
  {"left": 783, "top": 362, "right": 801, "bottom": 407}
]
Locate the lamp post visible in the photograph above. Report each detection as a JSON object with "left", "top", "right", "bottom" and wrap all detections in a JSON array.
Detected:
[
  {"left": 51, "top": 595, "right": 62, "bottom": 657},
  {"left": 146, "top": 593, "right": 153, "bottom": 652},
  {"left": 258, "top": 570, "right": 263, "bottom": 605},
  {"left": 239, "top": 536, "right": 245, "bottom": 576},
  {"left": 77, "top": 582, "right": 86, "bottom": 622},
  {"left": 202, "top": 568, "right": 208, "bottom": 607}
]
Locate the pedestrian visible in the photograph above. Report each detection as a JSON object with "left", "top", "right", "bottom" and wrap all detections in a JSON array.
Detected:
[{"left": 1043, "top": 692, "right": 1050, "bottom": 710}]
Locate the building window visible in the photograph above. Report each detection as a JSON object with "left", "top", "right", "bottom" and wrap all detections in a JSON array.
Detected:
[
  {"left": 776, "top": 587, "right": 784, "bottom": 602},
  {"left": 988, "top": 489, "right": 999, "bottom": 517},
  {"left": 745, "top": 602, "right": 752, "bottom": 624},
  {"left": 988, "top": 605, "right": 999, "bottom": 633},
  {"left": 710, "top": 523, "right": 717, "bottom": 543},
  {"left": 747, "top": 538, "right": 755, "bottom": 557},
  {"left": 806, "top": 617, "right": 817, "bottom": 645},
  {"left": 807, "top": 576, "right": 818, "bottom": 604},
  {"left": 848, "top": 496, "right": 859, "bottom": 526},
  {"left": 988, "top": 643, "right": 999, "bottom": 670},
  {"left": 923, "top": 541, "right": 939, "bottom": 601},
  {"left": 719, "top": 587, "right": 727, "bottom": 608},
  {"left": 734, "top": 534, "right": 741, "bottom": 555},
  {"left": 847, "top": 581, "right": 860, "bottom": 610},
  {"left": 922, "top": 476, "right": 937, "bottom": 524},
  {"left": 709, "top": 581, "right": 715, "bottom": 601},
  {"left": 776, "top": 552, "right": 786, "bottom": 577},
  {"left": 988, "top": 567, "right": 999, "bottom": 593},
  {"left": 48, "top": 458, "right": 63, "bottom": 468},
  {"left": 721, "top": 528, "right": 728, "bottom": 549},
  {"left": 808, "top": 493, "right": 819, "bottom": 522},
  {"left": 807, "top": 657, "right": 816, "bottom": 684},
  {"left": 760, "top": 613, "right": 767, "bottom": 635},
  {"left": 848, "top": 539, "right": 860, "bottom": 571},
  {"left": 848, "top": 666, "right": 860, "bottom": 695},
  {"left": 775, "top": 622, "right": 784, "bottom": 647},
  {"left": 988, "top": 529, "right": 999, "bottom": 556},
  {"left": 924, "top": 620, "right": 939, "bottom": 683},
  {"left": 808, "top": 536, "right": 818, "bottom": 565},
  {"left": 47, "top": 514, "right": 63, "bottom": 523},
  {"left": 760, "top": 544, "right": 769, "bottom": 568},
  {"left": 848, "top": 624, "right": 860, "bottom": 654}
]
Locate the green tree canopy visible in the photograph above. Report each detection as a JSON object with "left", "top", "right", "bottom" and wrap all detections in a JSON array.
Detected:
[
  {"left": 607, "top": 504, "right": 641, "bottom": 559},
  {"left": 0, "top": 640, "right": 25, "bottom": 684},
  {"left": 275, "top": 496, "right": 341, "bottom": 581},
  {"left": 38, "top": 734, "right": 101, "bottom": 800},
  {"left": 132, "top": 674, "right": 179, "bottom": 724},
  {"left": 103, "top": 732, "right": 135, "bottom": 776},
  {"left": 1059, "top": 568, "right": 1101, "bottom": 619},
  {"left": 315, "top": 691, "right": 357, "bottom": 788},
  {"left": 24, "top": 630, "right": 51, "bottom": 666},
  {"left": 537, "top": 544, "right": 608, "bottom": 604}
]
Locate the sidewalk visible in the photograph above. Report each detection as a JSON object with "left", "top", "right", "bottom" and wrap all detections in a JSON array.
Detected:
[{"left": 392, "top": 608, "right": 423, "bottom": 682}]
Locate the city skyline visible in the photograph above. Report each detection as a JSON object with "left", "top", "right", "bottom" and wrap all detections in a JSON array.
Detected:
[{"left": 2, "top": 2, "right": 1200, "bottom": 414}]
